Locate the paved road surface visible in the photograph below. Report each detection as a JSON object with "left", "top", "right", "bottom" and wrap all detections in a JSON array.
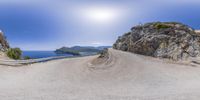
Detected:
[{"left": 0, "top": 49, "right": 200, "bottom": 100}]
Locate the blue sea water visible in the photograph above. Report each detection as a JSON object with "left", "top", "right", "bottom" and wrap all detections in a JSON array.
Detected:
[{"left": 22, "top": 51, "right": 73, "bottom": 59}]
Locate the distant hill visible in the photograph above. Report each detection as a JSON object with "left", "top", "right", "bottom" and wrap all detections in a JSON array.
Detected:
[
  {"left": 95, "top": 46, "right": 112, "bottom": 50},
  {"left": 55, "top": 46, "right": 111, "bottom": 56},
  {"left": 55, "top": 47, "right": 80, "bottom": 55}
]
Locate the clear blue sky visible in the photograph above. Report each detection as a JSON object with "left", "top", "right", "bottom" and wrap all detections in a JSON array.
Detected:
[{"left": 0, "top": 0, "right": 199, "bottom": 50}]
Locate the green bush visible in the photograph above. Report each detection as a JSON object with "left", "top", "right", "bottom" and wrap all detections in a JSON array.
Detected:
[
  {"left": 154, "top": 23, "right": 171, "bottom": 29},
  {"left": 7, "top": 48, "right": 22, "bottom": 60},
  {"left": 24, "top": 56, "right": 31, "bottom": 60}
]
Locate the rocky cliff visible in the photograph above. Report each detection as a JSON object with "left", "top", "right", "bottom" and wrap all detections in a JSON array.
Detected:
[
  {"left": 0, "top": 30, "right": 9, "bottom": 51},
  {"left": 113, "top": 22, "right": 200, "bottom": 60}
]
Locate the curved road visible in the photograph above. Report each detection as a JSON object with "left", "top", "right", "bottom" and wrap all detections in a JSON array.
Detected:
[{"left": 0, "top": 49, "right": 200, "bottom": 100}]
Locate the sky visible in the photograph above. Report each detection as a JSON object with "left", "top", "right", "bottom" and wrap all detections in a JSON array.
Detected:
[{"left": 0, "top": 0, "right": 200, "bottom": 50}]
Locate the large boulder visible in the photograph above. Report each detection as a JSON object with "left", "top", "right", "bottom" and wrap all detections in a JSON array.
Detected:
[{"left": 113, "top": 22, "right": 200, "bottom": 60}]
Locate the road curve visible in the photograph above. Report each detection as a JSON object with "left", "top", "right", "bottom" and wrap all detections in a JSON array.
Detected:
[{"left": 0, "top": 49, "right": 200, "bottom": 100}]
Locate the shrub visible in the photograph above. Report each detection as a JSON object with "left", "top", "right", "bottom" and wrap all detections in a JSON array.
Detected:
[
  {"left": 154, "top": 23, "right": 171, "bottom": 29},
  {"left": 7, "top": 48, "right": 22, "bottom": 60},
  {"left": 24, "top": 56, "right": 31, "bottom": 60}
]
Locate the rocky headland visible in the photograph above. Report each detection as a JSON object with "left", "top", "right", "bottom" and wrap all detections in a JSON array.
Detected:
[
  {"left": 113, "top": 22, "right": 200, "bottom": 60},
  {"left": 0, "top": 30, "right": 9, "bottom": 51},
  {"left": 0, "top": 30, "right": 9, "bottom": 59},
  {"left": 55, "top": 46, "right": 111, "bottom": 56}
]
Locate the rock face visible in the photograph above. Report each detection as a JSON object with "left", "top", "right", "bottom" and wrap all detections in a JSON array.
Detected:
[
  {"left": 113, "top": 22, "right": 200, "bottom": 60},
  {"left": 0, "top": 30, "right": 9, "bottom": 51}
]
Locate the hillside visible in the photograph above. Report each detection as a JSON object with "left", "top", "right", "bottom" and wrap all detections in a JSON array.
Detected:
[
  {"left": 0, "top": 30, "right": 9, "bottom": 51},
  {"left": 0, "top": 30, "right": 9, "bottom": 59},
  {"left": 113, "top": 22, "right": 200, "bottom": 60}
]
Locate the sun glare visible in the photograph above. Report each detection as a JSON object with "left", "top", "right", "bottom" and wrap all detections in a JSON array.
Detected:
[{"left": 82, "top": 7, "right": 119, "bottom": 23}]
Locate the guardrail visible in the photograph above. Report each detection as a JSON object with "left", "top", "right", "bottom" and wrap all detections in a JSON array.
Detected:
[{"left": 0, "top": 54, "right": 99, "bottom": 66}]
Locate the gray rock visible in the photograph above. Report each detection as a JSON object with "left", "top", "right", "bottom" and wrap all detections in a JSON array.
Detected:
[
  {"left": 0, "top": 31, "right": 9, "bottom": 51},
  {"left": 99, "top": 48, "right": 109, "bottom": 58},
  {"left": 113, "top": 22, "right": 200, "bottom": 60}
]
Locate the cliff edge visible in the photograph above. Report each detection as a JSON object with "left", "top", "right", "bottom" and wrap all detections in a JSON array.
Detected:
[
  {"left": 0, "top": 30, "right": 9, "bottom": 59},
  {"left": 113, "top": 22, "right": 200, "bottom": 60}
]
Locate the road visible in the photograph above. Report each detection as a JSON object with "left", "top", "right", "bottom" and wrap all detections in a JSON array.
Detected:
[{"left": 0, "top": 49, "right": 200, "bottom": 100}]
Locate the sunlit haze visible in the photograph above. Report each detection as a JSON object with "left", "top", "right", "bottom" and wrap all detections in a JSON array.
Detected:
[
  {"left": 0, "top": 0, "right": 199, "bottom": 50},
  {"left": 81, "top": 7, "right": 120, "bottom": 24}
]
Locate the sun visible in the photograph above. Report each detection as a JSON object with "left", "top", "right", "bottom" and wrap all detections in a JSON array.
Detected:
[
  {"left": 86, "top": 8, "right": 116, "bottom": 22},
  {"left": 81, "top": 7, "right": 119, "bottom": 24}
]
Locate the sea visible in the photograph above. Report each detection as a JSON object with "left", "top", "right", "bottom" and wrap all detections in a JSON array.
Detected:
[{"left": 22, "top": 51, "right": 73, "bottom": 59}]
